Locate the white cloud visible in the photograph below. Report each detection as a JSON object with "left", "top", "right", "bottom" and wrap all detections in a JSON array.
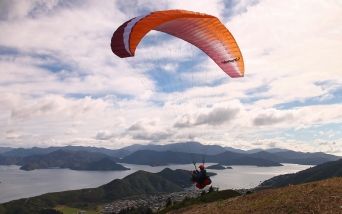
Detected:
[
  {"left": 95, "top": 130, "right": 114, "bottom": 140},
  {"left": 4, "top": 130, "right": 22, "bottom": 140},
  {"left": 174, "top": 104, "right": 240, "bottom": 127},
  {"left": 125, "top": 120, "right": 174, "bottom": 142},
  {"left": 253, "top": 109, "right": 294, "bottom": 126},
  {"left": 0, "top": 0, "right": 61, "bottom": 20},
  {"left": 227, "top": 0, "right": 342, "bottom": 105},
  {"left": 165, "top": 0, "right": 224, "bottom": 18}
]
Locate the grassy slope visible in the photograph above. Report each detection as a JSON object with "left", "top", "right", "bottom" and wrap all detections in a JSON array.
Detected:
[
  {"left": 259, "top": 159, "right": 342, "bottom": 187},
  {"left": 167, "top": 177, "right": 342, "bottom": 214}
]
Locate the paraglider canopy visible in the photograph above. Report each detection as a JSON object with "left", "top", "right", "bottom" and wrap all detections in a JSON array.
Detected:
[{"left": 111, "top": 9, "right": 244, "bottom": 78}]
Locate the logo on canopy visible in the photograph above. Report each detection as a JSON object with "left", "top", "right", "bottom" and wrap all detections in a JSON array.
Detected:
[{"left": 222, "top": 57, "right": 240, "bottom": 64}]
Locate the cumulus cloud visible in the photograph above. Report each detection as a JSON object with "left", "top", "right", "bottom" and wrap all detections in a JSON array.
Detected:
[
  {"left": 126, "top": 120, "right": 173, "bottom": 141},
  {"left": 4, "top": 130, "right": 22, "bottom": 140},
  {"left": 64, "top": 128, "right": 78, "bottom": 135},
  {"left": 174, "top": 104, "right": 240, "bottom": 127},
  {"left": 195, "top": 107, "right": 240, "bottom": 125},
  {"left": 95, "top": 130, "right": 114, "bottom": 140},
  {"left": 226, "top": 0, "right": 342, "bottom": 108},
  {"left": 0, "top": 0, "right": 63, "bottom": 20},
  {"left": 130, "top": 131, "right": 173, "bottom": 141},
  {"left": 253, "top": 110, "right": 294, "bottom": 126},
  {"left": 9, "top": 94, "right": 109, "bottom": 120}
]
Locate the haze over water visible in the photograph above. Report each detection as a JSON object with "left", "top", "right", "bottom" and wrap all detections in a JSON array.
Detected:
[{"left": 0, "top": 163, "right": 311, "bottom": 203}]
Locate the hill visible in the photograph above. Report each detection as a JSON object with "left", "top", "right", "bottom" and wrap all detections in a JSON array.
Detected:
[
  {"left": 3, "top": 147, "right": 59, "bottom": 157},
  {"left": 19, "top": 150, "right": 125, "bottom": 171},
  {"left": 0, "top": 168, "right": 192, "bottom": 214},
  {"left": 121, "top": 141, "right": 227, "bottom": 155},
  {"left": 271, "top": 150, "right": 339, "bottom": 165},
  {"left": 121, "top": 148, "right": 340, "bottom": 166},
  {"left": 121, "top": 150, "right": 201, "bottom": 165},
  {"left": 121, "top": 150, "right": 282, "bottom": 166},
  {"left": 158, "top": 168, "right": 196, "bottom": 188},
  {"left": 0, "top": 147, "right": 13, "bottom": 154},
  {"left": 245, "top": 150, "right": 340, "bottom": 165},
  {"left": 76, "top": 157, "right": 129, "bottom": 171},
  {"left": 208, "top": 151, "right": 282, "bottom": 166},
  {"left": 166, "top": 178, "right": 342, "bottom": 214},
  {"left": 0, "top": 154, "right": 22, "bottom": 165},
  {"left": 259, "top": 159, "right": 342, "bottom": 188},
  {"left": 99, "top": 170, "right": 185, "bottom": 200},
  {"left": 2, "top": 146, "right": 128, "bottom": 158}
]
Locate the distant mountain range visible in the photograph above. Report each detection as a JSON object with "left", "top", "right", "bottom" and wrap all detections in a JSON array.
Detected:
[
  {"left": 0, "top": 142, "right": 313, "bottom": 157},
  {"left": 110, "top": 141, "right": 292, "bottom": 155},
  {"left": 241, "top": 150, "right": 339, "bottom": 165},
  {"left": 0, "top": 147, "right": 13, "bottom": 154},
  {"left": 122, "top": 141, "right": 228, "bottom": 155},
  {"left": 259, "top": 158, "right": 342, "bottom": 188},
  {"left": 1, "top": 145, "right": 129, "bottom": 158},
  {"left": 0, "top": 168, "right": 192, "bottom": 213},
  {"left": 121, "top": 150, "right": 282, "bottom": 167},
  {"left": 0, "top": 142, "right": 340, "bottom": 170}
]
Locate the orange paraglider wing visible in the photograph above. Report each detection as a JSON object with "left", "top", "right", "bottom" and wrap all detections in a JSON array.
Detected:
[{"left": 111, "top": 10, "right": 244, "bottom": 78}]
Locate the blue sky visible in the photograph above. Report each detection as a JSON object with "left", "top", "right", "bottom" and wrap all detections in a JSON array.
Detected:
[{"left": 0, "top": 0, "right": 341, "bottom": 155}]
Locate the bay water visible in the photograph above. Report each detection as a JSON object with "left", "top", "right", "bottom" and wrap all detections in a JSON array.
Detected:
[{"left": 0, "top": 163, "right": 311, "bottom": 203}]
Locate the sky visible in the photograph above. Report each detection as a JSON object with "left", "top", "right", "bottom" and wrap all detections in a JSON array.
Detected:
[{"left": 0, "top": 0, "right": 341, "bottom": 155}]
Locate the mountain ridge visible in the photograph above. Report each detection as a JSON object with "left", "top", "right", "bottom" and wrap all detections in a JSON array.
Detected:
[
  {"left": 3, "top": 141, "right": 339, "bottom": 157},
  {"left": 121, "top": 150, "right": 282, "bottom": 166},
  {"left": 1, "top": 142, "right": 340, "bottom": 168}
]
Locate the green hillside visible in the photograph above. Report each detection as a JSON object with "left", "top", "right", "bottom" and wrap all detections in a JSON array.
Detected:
[
  {"left": 259, "top": 159, "right": 342, "bottom": 187},
  {"left": 0, "top": 169, "right": 190, "bottom": 214}
]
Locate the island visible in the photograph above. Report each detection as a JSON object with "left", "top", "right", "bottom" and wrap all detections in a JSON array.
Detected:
[
  {"left": 207, "top": 164, "right": 232, "bottom": 170},
  {"left": 19, "top": 150, "right": 129, "bottom": 171}
]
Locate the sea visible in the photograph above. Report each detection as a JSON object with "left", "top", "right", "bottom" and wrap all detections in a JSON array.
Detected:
[{"left": 0, "top": 163, "right": 311, "bottom": 203}]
